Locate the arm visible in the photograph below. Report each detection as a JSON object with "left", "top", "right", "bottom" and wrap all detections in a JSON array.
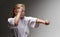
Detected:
[
  {"left": 36, "top": 18, "right": 50, "bottom": 25},
  {"left": 14, "top": 8, "right": 22, "bottom": 26},
  {"left": 14, "top": 12, "right": 21, "bottom": 26}
]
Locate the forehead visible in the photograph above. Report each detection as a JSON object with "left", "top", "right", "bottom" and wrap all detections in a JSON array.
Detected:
[{"left": 16, "top": 4, "right": 25, "bottom": 8}]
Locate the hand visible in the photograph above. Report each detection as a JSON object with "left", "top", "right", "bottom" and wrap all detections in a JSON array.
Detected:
[
  {"left": 17, "top": 7, "right": 23, "bottom": 13},
  {"left": 17, "top": 9, "right": 22, "bottom": 13},
  {"left": 45, "top": 20, "right": 50, "bottom": 25}
]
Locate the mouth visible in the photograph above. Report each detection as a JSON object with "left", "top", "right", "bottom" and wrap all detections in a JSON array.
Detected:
[{"left": 20, "top": 16, "right": 24, "bottom": 19}]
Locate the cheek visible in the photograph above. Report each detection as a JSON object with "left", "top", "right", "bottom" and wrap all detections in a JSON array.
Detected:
[
  {"left": 23, "top": 12, "right": 25, "bottom": 15},
  {"left": 14, "top": 9, "right": 18, "bottom": 15},
  {"left": 21, "top": 12, "right": 25, "bottom": 15},
  {"left": 14, "top": 12, "right": 18, "bottom": 15}
]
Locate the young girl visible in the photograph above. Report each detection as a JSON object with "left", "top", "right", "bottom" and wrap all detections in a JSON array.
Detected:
[{"left": 8, "top": 4, "right": 50, "bottom": 37}]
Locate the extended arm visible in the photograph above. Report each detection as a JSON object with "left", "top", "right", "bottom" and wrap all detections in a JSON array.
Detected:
[{"left": 36, "top": 18, "right": 50, "bottom": 25}]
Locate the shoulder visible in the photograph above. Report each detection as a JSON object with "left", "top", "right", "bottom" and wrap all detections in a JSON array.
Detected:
[
  {"left": 25, "top": 16, "right": 32, "bottom": 19},
  {"left": 24, "top": 16, "right": 37, "bottom": 21},
  {"left": 8, "top": 18, "right": 13, "bottom": 22},
  {"left": 8, "top": 17, "right": 15, "bottom": 22},
  {"left": 25, "top": 16, "right": 37, "bottom": 19},
  {"left": 24, "top": 16, "right": 32, "bottom": 20},
  {"left": 8, "top": 17, "right": 14, "bottom": 20}
]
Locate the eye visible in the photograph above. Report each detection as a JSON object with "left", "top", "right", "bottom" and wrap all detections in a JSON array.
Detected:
[{"left": 17, "top": 7, "right": 20, "bottom": 9}]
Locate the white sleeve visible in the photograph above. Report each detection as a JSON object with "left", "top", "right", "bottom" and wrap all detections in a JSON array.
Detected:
[
  {"left": 8, "top": 18, "right": 15, "bottom": 26},
  {"left": 28, "top": 17, "right": 39, "bottom": 28}
]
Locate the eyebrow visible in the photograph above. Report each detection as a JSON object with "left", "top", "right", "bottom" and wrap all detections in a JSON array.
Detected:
[{"left": 16, "top": 7, "right": 20, "bottom": 9}]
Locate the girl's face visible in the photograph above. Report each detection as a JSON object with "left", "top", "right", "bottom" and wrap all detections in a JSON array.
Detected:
[{"left": 14, "top": 4, "right": 25, "bottom": 18}]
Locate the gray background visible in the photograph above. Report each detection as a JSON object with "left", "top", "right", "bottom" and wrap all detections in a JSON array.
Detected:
[{"left": 0, "top": 0, "right": 60, "bottom": 37}]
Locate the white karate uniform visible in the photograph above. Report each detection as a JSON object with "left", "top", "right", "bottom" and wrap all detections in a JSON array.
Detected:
[{"left": 8, "top": 16, "right": 39, "bottom": 37}]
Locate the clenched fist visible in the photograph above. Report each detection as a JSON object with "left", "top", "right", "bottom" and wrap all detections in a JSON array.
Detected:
[
  {"left": 17, "top": 7, "right": 23, "bottom": 13},
  {"left": 45, "top": 20, "right": 50, "bottom": 25}
]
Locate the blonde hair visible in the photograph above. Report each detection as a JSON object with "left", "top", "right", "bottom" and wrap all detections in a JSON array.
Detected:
[{"left": 10, "top": 4, "right": 25, "bottom": 18}]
